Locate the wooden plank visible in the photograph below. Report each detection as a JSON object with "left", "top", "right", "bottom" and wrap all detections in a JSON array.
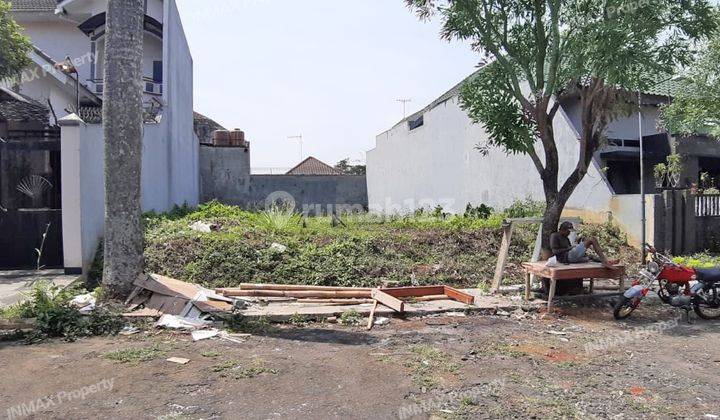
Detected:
[
  {"left": 443, "top": 286, "right": 475, "bottom": 305},
  {"left": 296, "top": 298, "right": 374, "bottom": 304},
  {"left": 522, "top": 262, "right": 625, "bottom": 280},
  {"left": 408, "top": 295, "right": 449, "bottom": 302},
  {"left": 371, "top": 289, "right": 405, "bottom": 312},
  {"left": 234, "top": 283, "right": 373, "bottom": 292},
  {"left": 381, "top": 286, "right": 445, "bottom": 298},
  {"left": 490, "top": 223, "right": 514, "bottom": 293},
  {"left": 134, "top": 274, "right": 200, "bottom": 299},
  {"left": 366, "top": 300, "right": 379, "bottom": 330},
  {"left": 218, "top": 289, "right": 372, "bottom": 299}
]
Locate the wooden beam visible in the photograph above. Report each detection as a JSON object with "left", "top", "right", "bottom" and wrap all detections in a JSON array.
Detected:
[
  {"left": 490, "top": 222, "right": 514, "bottom": 293},
  {"left": 296, "top": 298, "right": 374, "bottom": 304},
  {"left": 218, "top": 289, "right": 372, "bottom": 299},
  {"left": 366, "top": 300, "right": 379, "bottom": 330},
  {"left": 381, "top": 286, "right": 445, "bottom": 298},
  {"left": 371, "top": 289, "right": 405, "bottom": 312},
  {"left": 443, "top": 286, "right": 475, "bottom": 305},
  {"left": 405, "top": 294, "right": 448, "bottom": 302},
  {"left": 232, "top": 283, "right": 373, "bottom": 292}
]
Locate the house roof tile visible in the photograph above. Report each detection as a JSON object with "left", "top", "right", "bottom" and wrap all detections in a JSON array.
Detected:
[
  {"left": 0, "top": 87, "right": 49, "bottom": 123},
  {"left": 9, "top": 0, "right": 58, "bottom": 12},
  {"left": 286, "top": 156, "right": 343, "bottom": 176}
]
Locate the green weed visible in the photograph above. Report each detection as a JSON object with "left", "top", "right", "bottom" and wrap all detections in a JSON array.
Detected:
[{"left": 103, "top": 345, "right": 166, "bottom": 363}]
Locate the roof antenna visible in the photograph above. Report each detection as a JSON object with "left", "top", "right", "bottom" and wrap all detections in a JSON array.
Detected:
[
  {"left": 397, "top": 98, "right": 411, "bottom": 118},
  {"left": 288, "top": 134, "right": 303, "bottom": 161}
]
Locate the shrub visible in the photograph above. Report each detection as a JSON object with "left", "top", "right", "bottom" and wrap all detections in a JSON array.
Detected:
[
  {"left": 1, "top": 282, "right": 123, "bottom": 341},
  {"left": 503, "top": 198, "right": 545, "bottom": 219}
]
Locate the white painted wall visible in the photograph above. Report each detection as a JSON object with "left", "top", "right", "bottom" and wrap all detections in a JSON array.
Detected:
[
  {"left": 17, "top": 21, "right": 94, "bottom": 82},
  {"left": 60, "top": 118, "right": 189, "bottom": 271},
  {"left": 163, "top": 0, "right": 199, "bottom": 207},
  {"left": 146, "top": 0, "right": 165, "bottom": 23},
  {"left": 367, "top": 92, "right": 615, "bottom": 216},
  {"left": 562, "top": 97, "right": 663, "bottom": 140}
]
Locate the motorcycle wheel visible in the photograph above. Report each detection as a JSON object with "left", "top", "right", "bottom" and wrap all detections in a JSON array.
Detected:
[
  {"left": 613, "top": 297, "right": 637, "bottom": 320},
  {"left": 694, "top": 286, "right": 720, "bottom": 320}
]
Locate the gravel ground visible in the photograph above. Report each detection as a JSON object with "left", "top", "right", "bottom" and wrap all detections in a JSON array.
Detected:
[{"left": 1, "top": 299, "right": 718, "bottom": 419}]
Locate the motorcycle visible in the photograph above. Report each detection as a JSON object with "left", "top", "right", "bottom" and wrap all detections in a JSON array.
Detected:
[{"left": 614, "top": 244, "right": 720, "bottom": 320}]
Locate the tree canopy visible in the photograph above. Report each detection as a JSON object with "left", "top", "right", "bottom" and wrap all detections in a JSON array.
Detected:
[
  {"left": 406, "top": 0, "right": 718, "bottom": 245},
  {"left": 661, "top": 35, "right": 720, "bottom": 137},
  {"left": 408, "top": 0, "right": 717, "bottom": 154},
  {"left": 0, "top": 0, "right": 32, "bottom": 81},
  {"left": 335, "top": 158, "right": 367, "bottom": 175}
]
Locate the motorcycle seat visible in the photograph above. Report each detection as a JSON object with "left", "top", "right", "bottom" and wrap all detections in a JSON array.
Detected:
[{"left": 695, "top": 268, "right": 720, "bottom": 284}]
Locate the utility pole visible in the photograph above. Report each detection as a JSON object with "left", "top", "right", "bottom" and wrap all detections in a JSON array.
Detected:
[
  {"left": 638, "top": 90, "right": 646, "bottom": 261},
  {"left": 288, "top": 134, "right": 303, "bottom": 161},
  {"left": 397, "top": 98, "right": 411, "bottom": 118}
]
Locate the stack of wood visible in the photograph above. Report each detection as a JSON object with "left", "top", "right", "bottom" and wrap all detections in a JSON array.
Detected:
[
  {"left": 216, "top": 284, "right": 476, "bottom": 330},
  {"left": 125, "top": 274, "right": 234, "bottom": 318}
]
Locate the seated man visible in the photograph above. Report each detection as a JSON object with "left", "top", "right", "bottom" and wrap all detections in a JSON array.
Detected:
[{"left": 550, "top": 222, "right": 617, "bottom": 268}]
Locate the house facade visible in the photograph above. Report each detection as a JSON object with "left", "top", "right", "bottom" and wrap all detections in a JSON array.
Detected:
[
  {"left": 367, "top": 74, "right": 697, "bottom": 246},
  {"left": 2, "top": 0, "right": 199, "bottom": 274}
]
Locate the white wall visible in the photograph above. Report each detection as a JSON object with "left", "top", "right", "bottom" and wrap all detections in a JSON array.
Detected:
[
  {"left": 146, "top": 0, "right": 165, "bottom": 23},
  {"left": 163, "top": 0, "right": 199, "bottom": 207},
  {"left": 367, "top": 93, "right": 614, "bottom": 216},
  {"left": 18, "top": 21, "right": 93, "bottom": 82},
  {"left": 60, "top": 118, "right": 185, "bottom": 271},
  {"left": 562, "top": 97, "right": 663, "bottom": 140}
]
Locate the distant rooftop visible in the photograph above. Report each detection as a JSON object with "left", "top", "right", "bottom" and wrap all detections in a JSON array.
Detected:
[
  {"left": 286, "top": 156, "right": 343, "bottom": 176},
  {"left": 8, "top": 0, "right": 58, "bottom": 12},
  {"left": 392, "top": 68, "right": 684, "bottom": 131}
]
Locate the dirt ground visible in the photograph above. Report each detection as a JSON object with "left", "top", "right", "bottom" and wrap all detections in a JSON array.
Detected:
[{"left": 1, "top": 300, "right": 719, "bottom": 420}]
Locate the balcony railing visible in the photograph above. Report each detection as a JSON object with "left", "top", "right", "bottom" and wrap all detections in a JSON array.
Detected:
[{"left": 86, "top": 77, "right": 162, "bottom": 96}]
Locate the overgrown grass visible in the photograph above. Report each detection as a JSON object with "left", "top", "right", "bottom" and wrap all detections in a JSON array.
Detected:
[
  {"left": 0, "top": 282, "right": 123, "bottom": 341},
  {"left": 138, "top": 201, "right": 637, "bottom": 290}
]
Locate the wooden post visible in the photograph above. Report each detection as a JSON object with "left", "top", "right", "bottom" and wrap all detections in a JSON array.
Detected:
[
  {"left": 490, "top": 222, "right": 514, "bottom": 293},
  {"left": 524, "top": 271, "right": 531, "bottom": 301},
  {"left": 547, "top": 279, "right": 557, "bottom": 311},
  {"left": 366, "top": 300, "right": 378, "bottom": 330}
]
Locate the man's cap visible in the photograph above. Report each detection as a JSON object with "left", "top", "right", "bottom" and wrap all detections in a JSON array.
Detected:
[{"left": 559, "top": 221, "right": 574, "bottom": 231}]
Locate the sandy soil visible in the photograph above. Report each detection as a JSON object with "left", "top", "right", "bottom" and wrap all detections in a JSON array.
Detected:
[{"left": 1, "top": 300, "right": 719, "bottom": 419}]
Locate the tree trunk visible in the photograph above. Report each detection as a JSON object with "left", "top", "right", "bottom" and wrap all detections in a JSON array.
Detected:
[{"left": 101, "top": 0, "right": 145, "bottom": 298}]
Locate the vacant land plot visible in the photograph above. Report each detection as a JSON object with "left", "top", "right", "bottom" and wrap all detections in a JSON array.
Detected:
[
  {"left": 2, "top": 302, "right": 717, "bottom": 419},
  {"left": 128, "top": 202, "right": 638, "bottom": 290}
]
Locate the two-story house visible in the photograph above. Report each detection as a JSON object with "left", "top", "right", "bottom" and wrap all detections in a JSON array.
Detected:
[{"left": 2, "top": 0, "right": 199, "bottom": 274}]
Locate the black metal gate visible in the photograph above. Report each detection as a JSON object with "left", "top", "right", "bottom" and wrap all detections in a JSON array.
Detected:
[{"left": 0, "top": 128, "right": 64, "bottom": 269}]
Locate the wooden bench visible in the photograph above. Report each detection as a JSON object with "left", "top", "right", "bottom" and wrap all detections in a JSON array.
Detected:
[{"left": 522, "top": 261, "right": 626, "bottom": 310}]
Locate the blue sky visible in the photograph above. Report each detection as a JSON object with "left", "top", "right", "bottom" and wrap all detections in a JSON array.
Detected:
[{"left": 176, "top": 0, "right": 479, "bottom": 170}]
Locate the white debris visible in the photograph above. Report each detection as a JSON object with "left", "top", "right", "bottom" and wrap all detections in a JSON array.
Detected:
[
  {"left": 155, "top": 314, "right": 212, "bottom": 330},
  {"left": 373, "top": 317, "right": 390, "bottom": 326},
  {"left": 191, "top": 328, "right": 220, "bottom": 341},
  {"left": 269, "top": 242, "right": 288, "bottom": 253},
  {"left": 70, "top": 293, "right": 96, "bottom": 313},
  {"left": 119, "top": 326, "right": 140, "bottom": 336},
  {"left": 189, "top": 221, "right": 216, "bottom": 233},
  {"left": 546, "top": 330, "right": 568, "bottom": 336},
  {"left": 445, "top": 312, "right": 467, "bottom": 317}
]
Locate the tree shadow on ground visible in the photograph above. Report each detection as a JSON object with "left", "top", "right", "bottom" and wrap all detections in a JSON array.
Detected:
[{"left": 264, "top": 327, "right": 379, "bottom": 346}]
